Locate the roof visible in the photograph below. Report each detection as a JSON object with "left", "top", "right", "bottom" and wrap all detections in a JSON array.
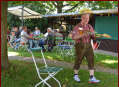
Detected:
[
  {"left": 8, "top": 6, "right": 118, "bottom": 19},
  {"left": 43, "top": 8, "right": 118, "bottom": 18},
  {"left": 8, "top": 6, "right": 42, "bottom": 19}
]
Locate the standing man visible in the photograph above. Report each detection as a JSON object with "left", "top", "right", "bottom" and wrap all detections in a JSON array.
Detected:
[{"left": 71, "top": 9, "right": 100, "bottom": 83}]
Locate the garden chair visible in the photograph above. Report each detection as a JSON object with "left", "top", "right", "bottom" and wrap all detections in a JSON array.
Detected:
[
  {"left": 56, "top": 37, "right": 74, "bottom": 57},
  {"left": 55, "top": 37, "right": 63, "bottom": 53},
  {"left": 27, "top": 40, "right": 63, "bottom": 87}
]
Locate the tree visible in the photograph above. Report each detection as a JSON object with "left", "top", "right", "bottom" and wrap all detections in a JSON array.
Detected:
[
  {"left": 7, "top": 13, "right": 21, "bottom": 28},
  {"left": 8, "top": 1, "right": 118, "bottom": 14},
  {"left": 1, "top": 1, "right": 9, "bottom": 69},
  {"left": 86, "top": 1, "right": 118, "bottom": 10}
]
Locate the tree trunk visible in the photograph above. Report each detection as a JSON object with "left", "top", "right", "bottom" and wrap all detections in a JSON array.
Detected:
[
  {"left": 56, "top": 1, "right": 63, "bottom": 13},
  {"left": 57, "top": 6, "right": 62, "bottom": 13},
  {"left": 1, "top": 1, "right": 9, "bottom": 69}
]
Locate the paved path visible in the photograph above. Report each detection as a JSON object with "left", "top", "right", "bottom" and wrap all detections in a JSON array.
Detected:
[
  {"left": 8, "top": 56, "right": 118, "bottom": 75},
  {"left": 94, "top": 50, "right": 118, "bottom": 57}
]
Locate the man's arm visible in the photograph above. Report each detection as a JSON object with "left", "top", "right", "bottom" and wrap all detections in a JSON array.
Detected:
[
  {"left": 24, "top": 32, "right": 33, "bottom": 39},
  {"left": 72, "top": 24, "right": 81, "bottom": 40}
]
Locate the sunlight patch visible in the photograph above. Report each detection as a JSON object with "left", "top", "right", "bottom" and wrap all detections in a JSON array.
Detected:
[
  {"left": 8, "top": 52, "right": 19, "bottom": 56},
  {"left": 46, "top": 56, "right": 53, "bottom": 60},
  {"left": 101, "top": 59, "right": 118, "bottom": 64}
]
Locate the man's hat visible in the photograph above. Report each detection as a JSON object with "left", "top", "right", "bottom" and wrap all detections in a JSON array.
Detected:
[{"left": 79, "top": 8, "right": 93, "bottom": 14}]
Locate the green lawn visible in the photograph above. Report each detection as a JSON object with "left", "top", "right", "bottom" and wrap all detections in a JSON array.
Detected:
[
  {"left": 8, "top": 47, "right": 118, "bottom": 69},
  {"left": 2, "top": 60, "right": 118, "bottom": 87}
]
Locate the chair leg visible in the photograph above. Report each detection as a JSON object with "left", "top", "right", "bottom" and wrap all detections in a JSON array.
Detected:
[
  {"left": 36, "top": 74, "right": 54, "bottom": 87},
  {"left": 35, "top": 79, "right": 51, "bottom": 87},
  {"left": 49, "top": 72, "right": 62, "bottom": 87},
  {"left": 52, "top": 76, "right": 62, "bottom": 87},
  {"left": 43, "top": 76, "right": 52, "bottom": 87},
  {"left": 42, "top": 83, "right": 45, "bottom": 87},
  {"left": 35, "top": 81, "right": 43, "bottom": 87}
]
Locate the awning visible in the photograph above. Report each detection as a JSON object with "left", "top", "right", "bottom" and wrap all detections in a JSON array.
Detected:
[
  {"left": 8, "top": 6, "right": 42, "bottom": 19},
  {"left": 43, "top": 8, "right": 118, "bottom": 17},
  {"left": 93, "top": 8, "right": 118, "bottom": 14}
]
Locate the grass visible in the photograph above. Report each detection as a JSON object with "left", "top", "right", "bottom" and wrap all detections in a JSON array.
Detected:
[
  {"left": 8, "top": 47, "right": 118, "bottom": 69},
  {"left": 2, "top": 60, "right": 118, "bottom": 87},
  {"left": 94, "top": 53, "right": 118, "bottom": 69}
]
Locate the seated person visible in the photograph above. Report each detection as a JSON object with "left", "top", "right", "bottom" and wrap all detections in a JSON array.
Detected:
[
  {"left": 28, "top": 30, "right": 35, "bottom": 48},
  {"left": 39, "top": 37, "right": 46, "bottom": 52},
  {"left": 27, "top": 29, "right": 45, "bottom": 51},
  {"left": 33, "top": 31, "right": 46, "bottom": 51},
  {"left": 55, "top": 29, "right": 63, "bottom": 37},
  {"left": 13, "top": 26, "right": 21, "bottom": 43},
  {"left": 9, "top": 31, "right": 16, "bottom": 47},
  {"left": 20, "top": 26, "right": 33, "bottom": 47},
  {"left": 45, "top": 28, "right": 55, "bottom": 52},
  {"left": 33, "top": 27, "right": 40, "bottom": 36}
]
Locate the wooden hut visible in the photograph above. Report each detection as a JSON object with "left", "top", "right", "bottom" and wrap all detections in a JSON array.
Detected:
[{"left": 43, "top": 8, "right": 118, "bottom": 52}]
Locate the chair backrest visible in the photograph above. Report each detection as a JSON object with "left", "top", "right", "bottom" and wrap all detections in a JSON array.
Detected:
[
  {"left": 27, "top": 41, "right": 48, "bottom": 68},
  {"left": 64, "top": 37, "right": 75, "bottom": 46},
  {"left": 55, "top": 36, "right": 63, "bottom": 45},
  {"left": 28, "top": 49, "right": 39, "bottom": 69},
  {"left": 27, "top": 48, "right": 41, "bottom": 78},
  {"left": 27, "top": 47, "right": 48, "bottom": 80}
]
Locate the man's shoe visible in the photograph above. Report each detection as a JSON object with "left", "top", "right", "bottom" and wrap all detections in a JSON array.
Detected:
[
  {"left": 74, "top": 75, "right": 80, "bottom": 82},
  {"left": 88, "top": 76, "right": 100, "bottom": 83}
]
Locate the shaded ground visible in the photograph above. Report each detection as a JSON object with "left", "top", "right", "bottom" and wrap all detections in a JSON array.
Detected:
[{"left": 8, "top": 56, "right": 118, "bottom": 75}]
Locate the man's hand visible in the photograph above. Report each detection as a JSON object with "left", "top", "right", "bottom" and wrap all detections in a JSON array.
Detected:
[
  {"left": 74, "top": 30, "right": 96, "bottom": 40},
  {"left": 73, "top": 32, "right": 82, "bottom": 40},
  {"left": 95, "top": 33, "right": 111, "bottom": 38},
  {"left": 29, "top": 36, "right": 34, "bottom": 39}
]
